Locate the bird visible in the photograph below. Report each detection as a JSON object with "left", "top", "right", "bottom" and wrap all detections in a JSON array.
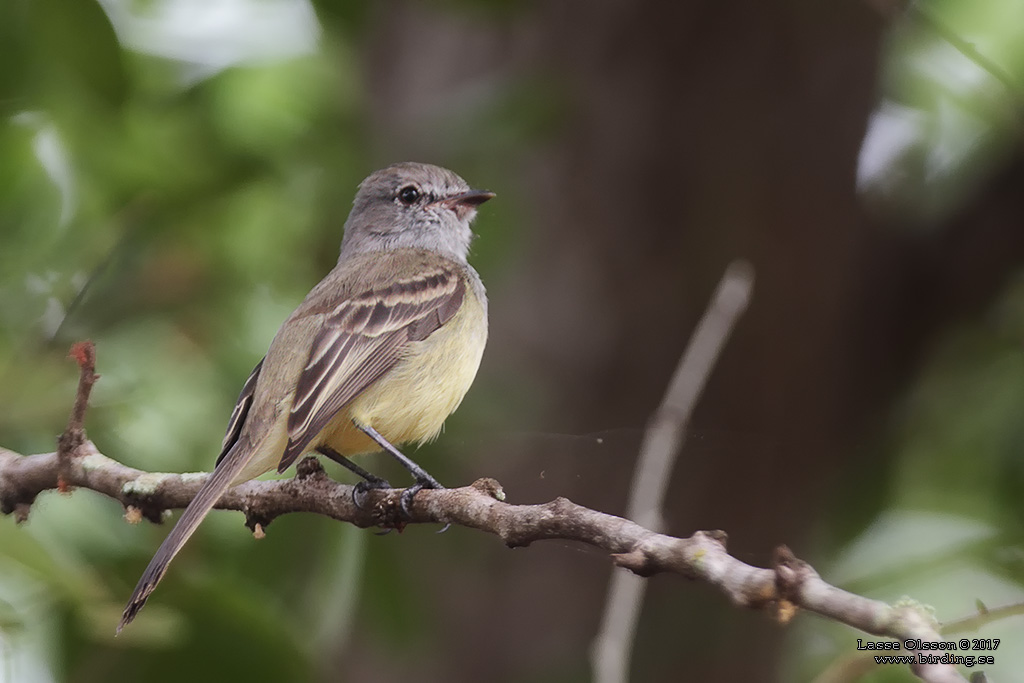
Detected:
[{"left": 118, "top": 162, "right": 492, "bottom": 631}]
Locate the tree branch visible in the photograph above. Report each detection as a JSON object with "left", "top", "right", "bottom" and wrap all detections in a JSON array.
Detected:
[
  {"left": 593, "top": 260, "right": 754, "bottom": 683},
  {"left": 0, "top": 442, "right": 968, "bottom": 682},
  {"left": 0, "top": 343, "right": 973, "bottom": 683}
]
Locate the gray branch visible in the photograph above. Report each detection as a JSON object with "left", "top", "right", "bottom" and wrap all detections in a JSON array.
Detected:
[
  {"left": 593, "top": 260, "right": 754, "bottom": 683},
  {"left": 0, "top": 443, "right": 966, "bottom": 683},
  {"left": 0, "top": 342, "right": 970, "bottom": 682}
]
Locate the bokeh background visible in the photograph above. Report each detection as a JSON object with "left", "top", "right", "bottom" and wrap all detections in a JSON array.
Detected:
[{"left": 3, "top": 1, "right": 1024, "bottom": 681}]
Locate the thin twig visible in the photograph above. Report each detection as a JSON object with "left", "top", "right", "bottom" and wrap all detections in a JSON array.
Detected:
[
  {"left": 941, "top": 600, "right": 1024, "bottom": 635},
  {"left": 49, "top": 202, "right": 146, "bottom": 343},
  {"left": 55, "top": 341, "right": 99, "bottom": 494},
  {"left": 591, "top": 261, "right": 754, "bottom": 683},
  {"left": 810, "top": 598, "right": 1024, "bottom": 683}
]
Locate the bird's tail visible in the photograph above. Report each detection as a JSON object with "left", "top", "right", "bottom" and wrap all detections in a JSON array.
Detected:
[{"left": 118, "top": 441, "right": 252, "bottom": 633}]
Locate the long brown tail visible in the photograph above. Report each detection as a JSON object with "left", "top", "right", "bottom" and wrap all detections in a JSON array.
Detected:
[{"left": 118, "top": 442, "right": 251, "bottom": 633}]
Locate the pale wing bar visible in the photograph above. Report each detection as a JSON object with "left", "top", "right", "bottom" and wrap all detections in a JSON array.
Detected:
[{"left": 276, "top": 270, "right": 465, "bottom": 472}]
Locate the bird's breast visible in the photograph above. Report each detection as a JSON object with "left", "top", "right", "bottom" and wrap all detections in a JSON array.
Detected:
[{"left": 322, "top": 285, "right": 488, "bottom": 455}]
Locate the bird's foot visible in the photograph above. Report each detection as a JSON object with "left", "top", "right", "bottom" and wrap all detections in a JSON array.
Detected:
[
  {"left": 349, "top": 421, "right": 449, "bottom": 532},
  {"left": 352, "top": 475, "right": 392, "bottom": 511},
  {"left": 400, "top": 475, "right": 450, "bottom": 533}
]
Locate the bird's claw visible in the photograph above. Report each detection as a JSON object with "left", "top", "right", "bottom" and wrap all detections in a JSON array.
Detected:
[
  {"left": 398, "top": 483, "right": 426, "bottom": 517},
  {"left": 398, "top": 478, "right": 447, "bottom": 534},
  {"left": 352, "top": 477, "right": 391, "bottom": 511}
]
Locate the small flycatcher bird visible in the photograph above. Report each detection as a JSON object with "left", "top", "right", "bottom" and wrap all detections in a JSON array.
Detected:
[{"left": 119, "top": 162, "right": 492, "bottom": 631}]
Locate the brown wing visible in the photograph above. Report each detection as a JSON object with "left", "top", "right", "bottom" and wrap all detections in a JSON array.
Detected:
[
  {"left": 276, "top": 267, "right": 465, "bottom": 472},
  {"left": 214, "top": 357, "right": 264, "bottom": 467}
]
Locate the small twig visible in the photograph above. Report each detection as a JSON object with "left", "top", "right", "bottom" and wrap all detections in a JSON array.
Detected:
[
  {"left": 809, "top": 603, "right": 1020, "bottom": 683},
  {"left": 591, "top": 261, "right": 754, "bottom": 683},
  {"left": 941, "top": 600, "right": 1024, "bottom": 635},
  {"left": 49, "top": 202, "right": 146, "bottom": 343},
  {"left": 55, "top": 341, "right": 99, "bottom": 494}
]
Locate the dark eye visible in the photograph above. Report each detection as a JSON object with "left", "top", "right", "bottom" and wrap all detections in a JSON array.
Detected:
[{"left": 397, "top": 185, "right": 420, "bottom": 205}]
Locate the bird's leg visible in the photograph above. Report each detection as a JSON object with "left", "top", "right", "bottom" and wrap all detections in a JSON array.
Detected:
[
  {"left": 353, "top": 420, "right": 444, "bottom": 517},
  {"left": 315, "top": 445, "right": 391, "bottom": 510},
  {"left": 316, "top": 444, "right": 389, "bottom": 484}
]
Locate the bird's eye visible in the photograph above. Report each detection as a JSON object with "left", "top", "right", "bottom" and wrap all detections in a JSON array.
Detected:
[{"left": 397, "top": 185, "right": 420, "bottom": 205}]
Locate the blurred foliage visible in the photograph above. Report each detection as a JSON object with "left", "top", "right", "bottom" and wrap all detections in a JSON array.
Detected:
[
  {"left": 787, "top": 275, "right": 1024, "bottom": 680},
  {"left": 795, "top": 1, "right": 1024, "bottom": 679},
  {"left": 4, "top": 0, "right": 1024, "bottom": 682},
  {"left": 0, "top": 1, "right": 526, "bottom": 682},
  {"left": 857, "top": 0, "right": 1024, "bottom": 225}
]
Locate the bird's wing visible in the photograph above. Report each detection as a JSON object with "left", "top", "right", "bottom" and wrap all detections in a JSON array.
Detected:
[
  {"left": 276, "top": 266, "right": 465, "bottom": 472},
  {"left": 215, "top": 357, "right": 264, "bottom": 467},
  {"left": 118, "top": 267, "right": 465, "bottom": 633}
]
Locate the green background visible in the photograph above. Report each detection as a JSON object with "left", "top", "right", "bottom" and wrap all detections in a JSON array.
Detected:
[{"left": 3, "top": 1, "right": 1024, "bottom": 681}]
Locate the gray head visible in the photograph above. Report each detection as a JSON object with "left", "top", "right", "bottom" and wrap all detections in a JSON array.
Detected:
[{"left": 338, "top": 162, "right": 494, "bottom": 263}]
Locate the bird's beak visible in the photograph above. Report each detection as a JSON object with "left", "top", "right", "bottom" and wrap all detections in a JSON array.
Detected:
[{"left": 434, "top": 190, "right": 496, "bottom": 218}]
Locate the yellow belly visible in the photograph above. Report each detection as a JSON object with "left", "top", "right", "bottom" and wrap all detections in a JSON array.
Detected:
[
  {"left": 318, "top": 286, "right": 487, "bottom": 456},
  {"left": 229, "top": 278, "right": 486, "bottom": 485}
]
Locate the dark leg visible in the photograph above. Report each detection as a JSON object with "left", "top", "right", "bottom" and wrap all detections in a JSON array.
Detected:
[
  {"left": 353, "top": 420, "right": 444, "bottom": 516},
  {"left": 316, "top": 445, "right": 390, "bottom": 510},
  {"left": 316, "top": 445, "right": 389, "bottom": 486}
]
